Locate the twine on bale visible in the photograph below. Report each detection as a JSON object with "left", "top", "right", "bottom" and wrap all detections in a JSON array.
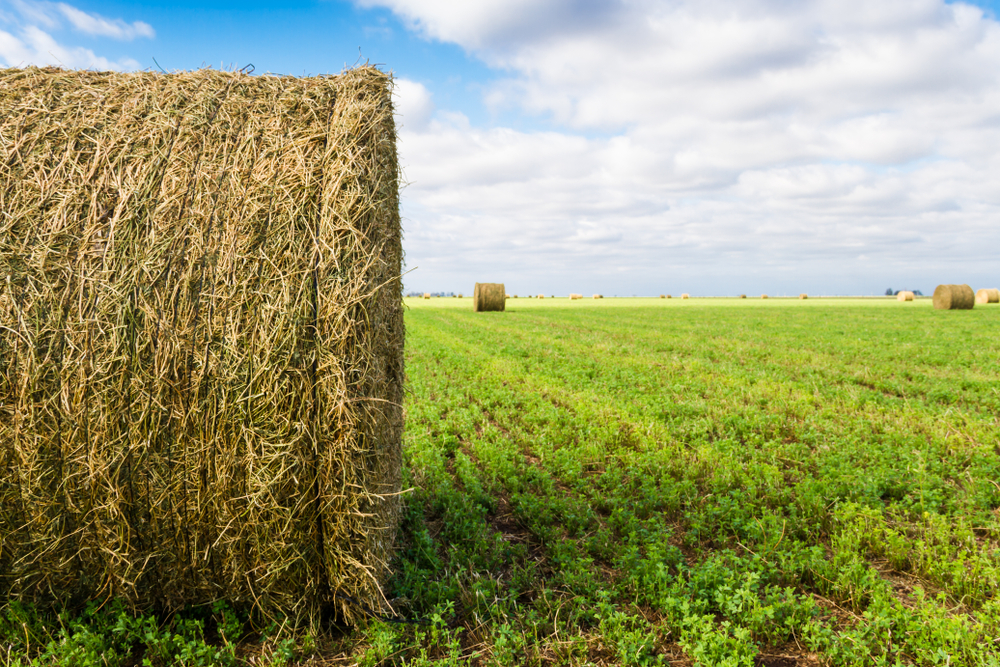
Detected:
[
  {"left": 473, "top": 283, "right": 505, "bottom": 312},
  {"left": 975, "top": 288, "right": 999, "bottom": 304},
  {"left": 933, "top": 284, "right": 975, "bottom": 310},
  {"left": 0, "top": 65, "right": 404, "bottom": 627}
]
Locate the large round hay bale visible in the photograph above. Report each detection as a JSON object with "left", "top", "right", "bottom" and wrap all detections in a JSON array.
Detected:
[
  {"left": 569, "top": 293, "right": 583, "bottom": 300},
  {"left": 659, "top": 294, "right": 665, "bottom": 299},
  {"left": 933, "top": 284, "right": 975, "bottom": 310},
  {"left": 975, "top": 288, "right": 1000, "bottom": 304},
  {"left": 682, "top": 293, "right": 690, "bottom": 299},
  {"left": 0, "top": 66, "right": 404, "bottom": 626},
  {"left": 474, "top": 283, "right": 506, "bottom": 311},
  {"left": 538, "top": 294, "right": 545, "bottom": 299},
  {"left": 593, "top": 294, "right": 602, "bottom": 299},
  {"left": 799, "top": 293, "right": 808, "bottom": 299},
  {"left": 423, "top": 293, "right": 431, "bottom": 299},
  {"left": 761, "top": 294, "right": 768, "bottom": 299},
  {"left": 897, "top": 291, "right": 914, "bottom": 302}
]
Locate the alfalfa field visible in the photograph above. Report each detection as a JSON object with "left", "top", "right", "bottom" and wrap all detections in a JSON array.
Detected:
[{"left": 380, "top": 296, "right": 1000, "bottom": 666}]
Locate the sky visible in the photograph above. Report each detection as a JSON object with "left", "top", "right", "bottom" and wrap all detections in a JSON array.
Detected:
[{"left": 2, "top": 0, "right": 1000, "bottom": 296}]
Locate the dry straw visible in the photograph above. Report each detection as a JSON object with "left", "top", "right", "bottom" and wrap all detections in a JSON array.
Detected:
[
  {"left": 896, "top": 291, "right": 914, "bottom": 302},
  {"left": 0, "top": 66, "right": 404, "bottom": 627},
  {"left": 933, "top": 284, "right": 975, "bottom": 310},
  {"left": 474, "top": 283, "right": 505, "bottom": 311},
  {"left": 975, "top": 288, "right": 999, "bottom": 304}
]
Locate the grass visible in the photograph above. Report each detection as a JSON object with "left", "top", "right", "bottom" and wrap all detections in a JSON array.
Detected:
[{"left": 3, "top": 296, "right": 1000, "bottom": 665}]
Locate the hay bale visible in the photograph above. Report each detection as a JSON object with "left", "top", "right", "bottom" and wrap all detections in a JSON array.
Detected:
[
  {"left": 739, "top": 294, "right": 746, "bottom": 299},
  {"left": 659, "top": 294, "right": 665, "bottom": 299},
  {"left": 458, "top": 293, "right": 464, "bottom": 298},
  {"left": 799, "top": 294, "right": 808, "bottom": 299},
  {"left": 473, "top": 283, "right": 505, "bottom": 312},
  {"left": 666, "top": 295, "right": 672, "bottom": 299},
  {"left": 975, "top": 288, "right": 1000, "bottom": 304},
  {"left": 423, "top": 293, "right": 431, "bottom": 299},
  {"left": 933, "top": 284, "right": 975, "bottom": 310},
  {"left": 761, "top": 294, "right": 768, "bottom": 299},
  {"left": 0, "top": 66, "right": 404, "bottom": 626},
  {"left": 569, "top": 293, "right": 583, "bottom": 300},
  {"left": 538, "top": 294, "right": 545, "bottom": 299},
  {"left": 593, "top": 294, "right": 602, "bottom": 299},
  {"left": 897, "top": 291, "right": 914, "bottom": 302},
  {"left": 682, "top": 293, "right": 690, "bottom": 299}
]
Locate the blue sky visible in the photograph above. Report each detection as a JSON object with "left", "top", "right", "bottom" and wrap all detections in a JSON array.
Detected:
[{"left": 3, "top": 0, "right": 1000, "bottom": 296}]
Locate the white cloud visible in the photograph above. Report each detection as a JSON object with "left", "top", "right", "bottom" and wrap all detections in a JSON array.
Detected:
[
  {"left": 56, "top": 3, "right": 154, "bottom": 40},
  {"left": 0, "top": 1, "right": 149, "bottom": 69},
  {"left": 374, "top": 0, "right": 1000, "bottom": 294}
]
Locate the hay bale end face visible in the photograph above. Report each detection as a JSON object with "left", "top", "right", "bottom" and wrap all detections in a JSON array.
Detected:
[
  {"left": 975, "top": 288, "right": 1000, "bottom": 304},
  {"left": 897, "top": 291, "right": 914, "bottom": 302},
  {"left": 933, "top": 284, "right": 975, "bottom": 310},
  {"left": 0, "top": 66, "right": 404, "bottom": 626},
  {"left": 474, "top": 283, "right": 506, "bottom": 311}
]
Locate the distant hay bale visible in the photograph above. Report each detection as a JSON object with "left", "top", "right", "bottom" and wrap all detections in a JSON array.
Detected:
[
  {"left": 666, "top": 295, "right": 672, "bottom": 299},
  {"left": 512, "top": 294, "right": 518, "bottom": 298},
  {"left": 474, "top": 283, "right": 506, "bottom": 312},
  {"left": 659, "top": 294, "right": 665, "bottom": 299},
  {"left": 897, "top": 291, "right": 914, "bottom": 302},
  {"left": 423, "top": 293, "right": 431, "bottom": 299},
  {"left": 799, "top": 294, "right": 808, "bottom": 299},
  {"left": 739, "top": 294, "right": 746, "bottom": 299},
  {"left": 593, "top": 294, "right": 602, "bottom": 299},
  {"left": 0, "top": 66, "right": 404, "bottom": 626},
  {"left": 975, "top": 288, "right": 1000, "bottom": 304},
  {"left": 761, "top": 294, "right": 769, "bottom": 299},
  {"left": 458, "top": 293, "right": 464, "bottom": 298},
  {"left": 538, "top": 294, "right": 545, "bottom": 299},
  {"left": 933, "top": 284, "right": 975, "bottom": 310},
  {"left": 682, "top": 293, "right": 690, "bottom": 299},
  {"left": 569, "top": 293, "right": 583, "bottom": 300}
]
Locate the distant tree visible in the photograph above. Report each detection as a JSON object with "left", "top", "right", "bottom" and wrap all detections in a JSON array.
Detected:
[{"left": 885, "top": 288, "right": 893, "bottom": 295}]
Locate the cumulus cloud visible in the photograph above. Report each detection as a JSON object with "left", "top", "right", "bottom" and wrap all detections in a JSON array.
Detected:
[
  {"left": 376, "top": 0, "right": 1000, "bottom": 295},
  {"left": 0, "top": 1, "right": 150, "bottom": 69}
]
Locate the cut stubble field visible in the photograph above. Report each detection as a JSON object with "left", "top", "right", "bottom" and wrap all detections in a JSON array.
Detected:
[
  {"left": 380, "top": 297, "right": 1000, "bottom": 666},
  {"left": 3, "top": 297, "right": 999, "bottom": 666}
]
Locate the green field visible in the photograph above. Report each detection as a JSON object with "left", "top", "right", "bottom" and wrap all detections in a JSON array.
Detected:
[{"left": 4, "top": 297, "right": 1000, "bottom": 666}]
